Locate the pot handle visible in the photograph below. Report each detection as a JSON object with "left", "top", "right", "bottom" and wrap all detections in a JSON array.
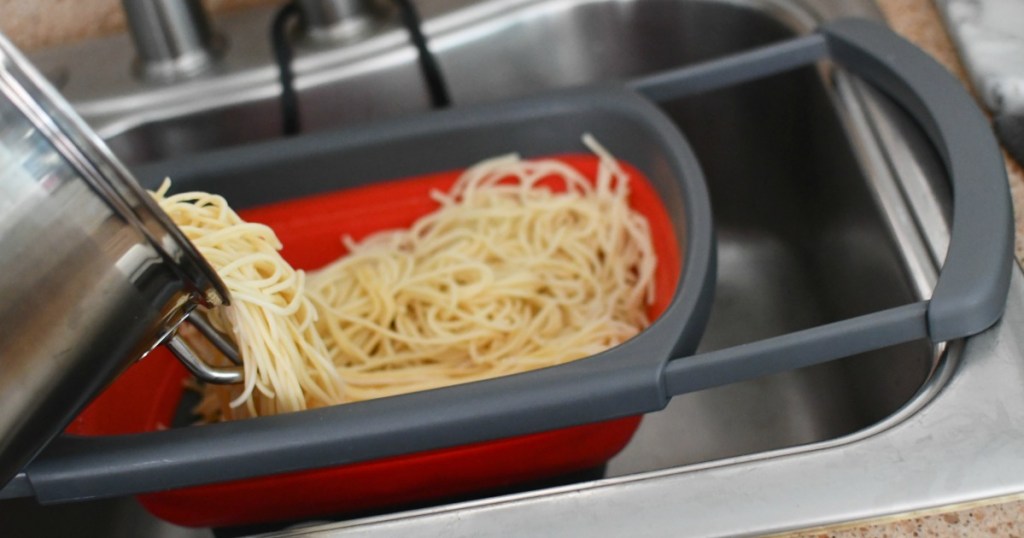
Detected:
[
  {"left": 165, "top": 313, "right": 244, "bottom": 385},
  {"left": 639, "top": 19, "right": 1013, "bottom": 396}
]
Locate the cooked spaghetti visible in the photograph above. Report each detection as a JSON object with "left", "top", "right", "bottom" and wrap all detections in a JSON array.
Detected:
[
  {"left": 155, "top": 135, "right": 657, "bottom": 421},
  {"left": 154, "top": 184, "right": 344, "bottom": 417}
]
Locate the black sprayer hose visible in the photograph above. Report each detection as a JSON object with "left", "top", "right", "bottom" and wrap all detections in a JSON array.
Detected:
[
  {"left": 392, "top": 0, "right": 451, "bottom": 108},
  {"left": 272, "top": 0, "right": 451, "bottom": 137},
  {"left": 271, "top": 1, "right": 303, "bottom": 136}
]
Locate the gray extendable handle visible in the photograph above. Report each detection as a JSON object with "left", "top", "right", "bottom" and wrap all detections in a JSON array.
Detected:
[
  {"left": 661, "top": 18, "right": 1012, "bottom": 396},
  {"left": 824, "top": 19, "right": 1012, "bottom": 340}
]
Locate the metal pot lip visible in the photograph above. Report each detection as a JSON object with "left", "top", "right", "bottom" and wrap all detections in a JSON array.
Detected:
[{"left": 0, "top": 33, "right": 230, "bottom": 308}]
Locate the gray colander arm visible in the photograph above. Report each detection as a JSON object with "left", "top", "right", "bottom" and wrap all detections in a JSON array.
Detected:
[{"left": 659, "top": 18, "right": 1013, "bottom": 396}]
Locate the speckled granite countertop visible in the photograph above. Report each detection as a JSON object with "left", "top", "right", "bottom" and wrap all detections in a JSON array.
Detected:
[{"left": 787, "top": 493, "right": 1024, "bottom": 537}]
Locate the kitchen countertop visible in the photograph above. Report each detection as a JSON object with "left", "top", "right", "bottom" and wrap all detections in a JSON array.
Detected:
[
  {"left": 787, "top": 1, "right": 1024, "bottom": 536},
  {"left": 935, "top": 0, "right": 1024, "bottom": 117},
  {"left": 788, "top": 493, "right": 1024, "bottom": 537}
]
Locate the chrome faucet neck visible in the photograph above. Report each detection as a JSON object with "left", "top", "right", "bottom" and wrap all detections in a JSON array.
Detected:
[{"left": 121, "top": 0, "right": 222, "bottom": 82}]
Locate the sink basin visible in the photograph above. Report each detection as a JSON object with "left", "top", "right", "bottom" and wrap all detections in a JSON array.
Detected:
[
  {"left": 8, "top": 0, "right": 1024, "bottom": 536},
  {"left": 106, "top": 0, "right": 933, "bottom": 467},
  {"left": 70, "top": 0, "right": 932, "bottom": 469}
]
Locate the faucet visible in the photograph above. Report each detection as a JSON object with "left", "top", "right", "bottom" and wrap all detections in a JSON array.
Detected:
[
  {"left": 121, "top": 0, "right": 222, "bottom": 82},
  {"left": 121, "top": 0, "right": 386, "bottom": 83}
]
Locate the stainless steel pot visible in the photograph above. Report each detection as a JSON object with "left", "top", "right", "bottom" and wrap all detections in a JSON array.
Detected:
[{"left": 0, "top": 34, "right": 229, "bottom": 487}]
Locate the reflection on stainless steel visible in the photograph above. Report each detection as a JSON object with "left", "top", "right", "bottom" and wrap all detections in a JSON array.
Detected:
[
  {"left": 854, "top": 80, "right": 955, "bottom": 266},
  {"left": 297, "top": 0, "right": 389, "bottom": 44},
  {"left": 0, "top": 34, "right": 228, "bottom": 488},
  {"left": 6, "top": 0, "right": 1023, "bottom": 535},
  {"left": 828, "top": 74, "right": 943, "bottom": 305}
]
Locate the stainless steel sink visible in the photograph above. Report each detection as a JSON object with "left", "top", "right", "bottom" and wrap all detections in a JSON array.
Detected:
[
  {"left": 7, "top": 0, "right": 1024, "bottom": 536},
  {"left": 34, "top": 0, "right": 876, "bottom": 166}
]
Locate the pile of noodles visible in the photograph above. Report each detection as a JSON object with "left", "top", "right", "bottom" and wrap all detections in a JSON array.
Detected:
[{"left": 154, "top": 135, "right": 656, "bottom": 420}]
